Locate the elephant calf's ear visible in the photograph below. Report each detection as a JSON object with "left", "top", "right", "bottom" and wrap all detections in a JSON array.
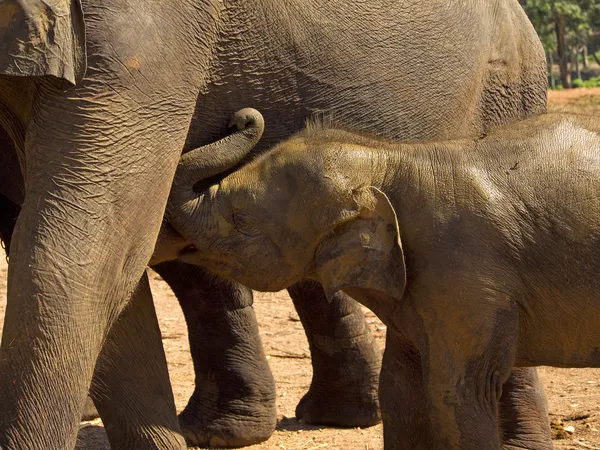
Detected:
[{"left": 315, "top": 187, "right": 406, "bottom": 306}]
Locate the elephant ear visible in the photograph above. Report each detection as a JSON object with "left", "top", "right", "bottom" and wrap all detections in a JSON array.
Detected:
[
  {"left": 315, "top": 186, "right": 406, "bottom": 307},
  {"left": 0, "top": 0, "right": 86, "bottom": 86}
]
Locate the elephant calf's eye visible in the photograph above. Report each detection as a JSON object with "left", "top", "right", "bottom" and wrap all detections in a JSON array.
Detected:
[{"left": 233, "top": 211, "right": 260, "bottom": 236}]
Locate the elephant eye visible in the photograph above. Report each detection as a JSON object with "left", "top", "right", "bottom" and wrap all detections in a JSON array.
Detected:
[{"left": 232, "top": 211, "right": 260, "bottom": 236}]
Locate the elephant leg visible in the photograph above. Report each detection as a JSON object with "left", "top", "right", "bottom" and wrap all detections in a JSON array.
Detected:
[
  {"left": 287, "top": 280, "right": 381, "bottom": 427},
  {"left": 0, "top": 175, "right": 170, "bottom": 448},
  {"left": 379, "top": 330, "right": 431, "bottom": 449},
  {"left": 0, "top": 193, "right": 102, "bottom": 424},
  {"left": 0, "top": 144, "right": 181, "bottom": 448},
  {"left": 1, "top": 196, "right": 109, "bottom": 425},
  {"left": 379, "top": 338, "right": 551, "bottom": 450},
  {"left": 90, "top": 272, "right": 185, "bottom": 450},
  {"left": 0, "top": 77, "right": 195, "bottom": 449},
  {"left": 0, "top": 134, "right": 102, "bottom": 424},
  {"left": 153, "top": 261, "right": 277, "bottom": 448},
  {"left": 499, "top": 368, "right": 553, "bottom": 450},
  {"left": 386, "top": 298, "right": 519, "bottom": 450},
  {"left": 381, "top": 325, "right": 513, "bottom": 450}
]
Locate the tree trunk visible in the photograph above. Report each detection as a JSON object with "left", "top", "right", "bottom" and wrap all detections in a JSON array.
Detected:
[
  {"left": 555, "top": 13, "right": 571, "bottom": 88},
  {"left": 593, "top": 50, "right": 600, "bottom": 66},
  {"left": 574, "top": 47, "right": 581, "bottom": 81},
  {"left": 548, "top": 51, "right": 556, "bottom": 90},
  {"left": 582, "top": 46, "right": 589, "bottom": 69}
]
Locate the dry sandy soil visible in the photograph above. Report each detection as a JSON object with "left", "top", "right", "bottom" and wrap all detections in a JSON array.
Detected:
[
  {"left": 547, "top": 87, "right": 600, "bottom": 115},
  {"left": 1, "top": 89, "right": 599, "bottom": 450}
]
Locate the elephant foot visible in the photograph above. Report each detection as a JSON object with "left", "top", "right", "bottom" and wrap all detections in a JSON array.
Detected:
[
  {"left": 287, "top": 281, "right": 382, "bottom": 428},
  {"left": 295, "top": 382, "right": 380, "bottom": 428},
  {"left": 178, "top": 386, "right": 276, "bottom": 448},
  {"left": 295, "top": 343, "right": 381, "bottom": 427}
]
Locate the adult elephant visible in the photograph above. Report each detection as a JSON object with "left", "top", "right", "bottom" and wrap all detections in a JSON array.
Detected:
[{"left": 0, "top": 0, "right": 550, "bottom": 449}]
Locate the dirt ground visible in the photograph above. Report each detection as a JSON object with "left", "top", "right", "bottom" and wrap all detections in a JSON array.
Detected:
[
  {"left": 1, "top": 89, "right": 600, "bottom": 449},
  {"left": 547, "top": 87, "right": 600, "bottom": 115}
]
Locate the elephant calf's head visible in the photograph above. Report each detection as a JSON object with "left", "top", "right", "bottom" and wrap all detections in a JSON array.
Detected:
[{"left": 162, "top": 109, "right": 406, "bottom": 305}]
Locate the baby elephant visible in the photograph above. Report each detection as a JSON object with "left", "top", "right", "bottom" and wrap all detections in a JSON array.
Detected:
[{"left": 157, "top": 108, "right": 600, "bottom": 449}]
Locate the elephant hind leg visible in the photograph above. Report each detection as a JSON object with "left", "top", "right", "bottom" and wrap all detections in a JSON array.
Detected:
[
  {"left": 153, "top": 261, "right": 277, "bottom": 447},
  {"left": 288, "top": 280, "right": 381, "bottom": 428}
]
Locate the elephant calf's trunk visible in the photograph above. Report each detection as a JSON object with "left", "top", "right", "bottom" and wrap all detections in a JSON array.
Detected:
[
  {"left": 176, "top": 108, "right": 264, "bottom": 188},
  {"left": 166, "top": 108, "right": 264, "bottom": 236}
]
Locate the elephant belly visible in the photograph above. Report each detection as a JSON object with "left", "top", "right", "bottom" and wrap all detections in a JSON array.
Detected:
[{"left": 184, "top": 0, "right": 545, "bottom": 154}]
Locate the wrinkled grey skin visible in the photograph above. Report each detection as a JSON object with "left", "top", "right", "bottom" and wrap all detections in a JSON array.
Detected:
[
  {"left": 164, "top": 111, "right": 599, "bottom": 450},
  {"left": 158, "top": 109, "right": 552, "bottom": 450},
  {"left": 0, "top": 0, "right": 549, "bottom": 448}
]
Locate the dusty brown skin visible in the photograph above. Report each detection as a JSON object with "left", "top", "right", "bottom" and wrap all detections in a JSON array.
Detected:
[
  {"left": 163, "top": 110, "right": 600, "bottom": 449},
  {"left": 0, "top": 0, "right": 550, "bottom": 448}
]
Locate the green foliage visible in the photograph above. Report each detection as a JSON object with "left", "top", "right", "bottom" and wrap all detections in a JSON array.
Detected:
[
  {"left": 572, "top": 77, "right": 585, "bottom": 87},
  {"left": 522, "top": 0, "right": 599, "bottom": 88},
  {"left": 572, "top": 75, "right": 600, "bottom": 86},
  {"left": 524, "top": 0, "right": 597, "bottom": 48}
]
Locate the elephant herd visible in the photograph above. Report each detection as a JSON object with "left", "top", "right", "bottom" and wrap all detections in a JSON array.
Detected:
[{"left": 1, "top": 0, "right": 597, "bottom": 449}]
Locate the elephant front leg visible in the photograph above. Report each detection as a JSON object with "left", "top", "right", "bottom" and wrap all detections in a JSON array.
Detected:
[
  {"left": 379, "top": 330, "right": 432, "bottom": 449},
  {"left": 0, "top": 188, "right": 149, "bottom": 448},
  {"left": 0, "top": 80, "right": 194, "bottom": 448},
  {"left": 90, "top": 272, "right": 186, "bottom": 450},
  {"left": 153, "top": 262, "right": 277, "bottom": 447},
  {"left": 381, "top": 303, "right": 519, "bottom": 449},
  {"left": 0, "top": 158, "right": 179, "bottom": 448},
  {"left": 287, "top": 280, "right": 381, "bottom": 427},
  {"left": 0, "top": 192, "right": 103, "bottom": 425},
  {"left": 381, "top": 330, "right": 510, "bottom": 449},
  {"left": 499, "top": 368, "right": 553, "bottom": 450}
]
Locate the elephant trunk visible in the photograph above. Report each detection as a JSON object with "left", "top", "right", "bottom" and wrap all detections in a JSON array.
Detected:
[{"left": 167, "top": 108, "right": 264, "bottom": 240}]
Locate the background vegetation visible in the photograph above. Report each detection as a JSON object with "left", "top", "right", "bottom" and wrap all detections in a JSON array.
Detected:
[{"left": 521, "top": 0, "right": 600, "bottom": 89}]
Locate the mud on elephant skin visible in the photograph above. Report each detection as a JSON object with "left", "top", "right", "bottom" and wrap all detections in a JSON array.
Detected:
[
  {"left": 161, "top": 110, "right": 600, "bottom": 449},
  {"left": 1, "top": 0, "right": 549, "bottom": 448}
]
